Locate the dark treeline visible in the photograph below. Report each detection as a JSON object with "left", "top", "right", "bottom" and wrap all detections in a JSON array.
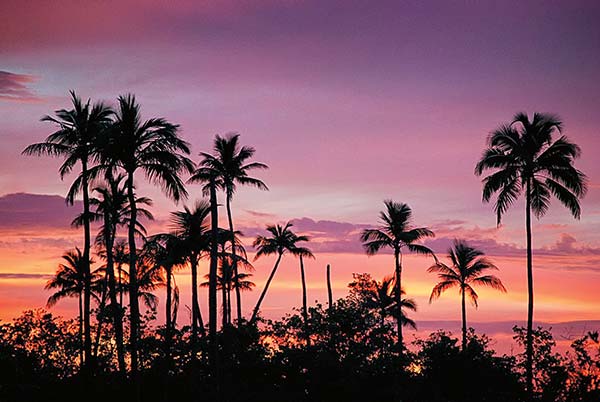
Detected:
[{"left": 0, "top": 92, "right": 595, "bottom": 401}]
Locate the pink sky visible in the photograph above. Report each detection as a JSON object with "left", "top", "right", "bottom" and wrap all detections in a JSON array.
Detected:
[{"left": 1, "top": 0, "right": 599, "bottom": 347}]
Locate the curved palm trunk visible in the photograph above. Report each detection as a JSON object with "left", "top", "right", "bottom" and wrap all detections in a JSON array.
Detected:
[
  {"left": 251, "top": 253, "right": 283, "bottom": 324},
  {"left": 165, "top": 265, "right": 173, "bottom": 361},
  {"left": 525, "top": 178, "right": 534, "bottom": 399},
  {"left": 190, "top": 255, "right": 206, "bottom": 345},
  {"left": 225, "top": 196, "right": 242, "bottom": 324},
  {"left": 81, "top": 159, "right": 92, "bottom": 372},
  {"left": 461, "top": 285, "right": 467, "bottom": 351},
  {"left": 394, "top": 249, "right": 403, "bottom": 351},
  {"left": 326, "top": 264, "right": 333, "bottom": 310},
  {"left": 93, "top": 279, "right": 109, "bottom": 359},
  {"left": 300, "top": 256, "right": 309, "bottom": 346},
  {"left": 126, "top": 173, "right": 140, "bottom": 376}
]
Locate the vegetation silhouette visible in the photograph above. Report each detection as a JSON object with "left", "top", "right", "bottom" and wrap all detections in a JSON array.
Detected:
[{"left": 15, "top": 94, "right": 596, "bottom": 401}]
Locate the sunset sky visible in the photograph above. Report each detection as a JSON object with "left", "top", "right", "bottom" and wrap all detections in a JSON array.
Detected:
[{"left": 1, "top": 1, "right": 599, "bottom": 346}]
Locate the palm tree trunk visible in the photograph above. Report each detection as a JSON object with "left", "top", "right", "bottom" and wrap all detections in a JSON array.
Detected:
[
  {"left": 93, "top": 281, "right": 108, "bottom": 359},
  {"left": 81, "top": 158, "right": 92, "bottom": 373},
  {"left": 126, "top": 173, "right": 140, "bottom": 377},
  {"left": 251, "top": 253, "right": 283, "bottom": 324},
  {"left": 208, "top": 178, "right": 220, "bottom": 382},
  {"left": 394, "top": 249, "right": 403, "bottom": 351},
  {"left": 221, "top": 282, "right": 228, "bottom": 328},
  {"left": 190, "top": 256, "right": 204, "bottom": 350},
  {"left": 165, "top": 265, "right": 172, "bottom": 361},
  {"left": 461, "top": 285, "right": 467, "bottom": 351},
  {"left": 525, "top": 178, "right": 534, "bottom": 400},
  {"left": 105, "top": 221, "right": 126, "bottom": 375},
  {"left": 226, "top": 196, "right": 242, "bottom": 324},
  {"left": 326, "top": 264, "right": 333, "bottom": 310},
  {"left": 300, "top": 255, "right": 309, "bottom": 346},
  {"left": 79, "top": 292, "right": 84, "bottom": 367}
]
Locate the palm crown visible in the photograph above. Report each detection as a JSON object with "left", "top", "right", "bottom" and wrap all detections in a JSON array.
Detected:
[
  {"left": 254, "top": 222, "right": 313, "bottom": 259},
  {"left": 475, "top": 112, "right": 587, "bottom": 224}
]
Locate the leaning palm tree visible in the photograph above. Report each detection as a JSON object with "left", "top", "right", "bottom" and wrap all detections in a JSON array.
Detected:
[
  {"left": 189, "top": 133, "right": 268, "bottom": 324},
  {"left": 475, "top": 112, "right": 587, "bottom": 396},
  {"left": 361, "top": 200, "right": 436, "bottom": 350},
  {"left": 428, "top": 240, "right": 506, "bottom": 350},
  {"left": 99, "top": 94, "right": 193, "bottom": 374},
  {"left": 23, "top": 91, "right": 113, "bottom": 369},
  {"left": 169, "top": 201, "right": 212, "bottom": 345},
  {"left": 45, "top": 248, "right": 99, "bottom": 367},
  {"left": 250, "top": 222, "right": 310, "bottom": 324}
]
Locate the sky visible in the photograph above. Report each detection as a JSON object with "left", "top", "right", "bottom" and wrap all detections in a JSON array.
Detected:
[{"left": 1, "top": 0, "right": 599, "bottom": 348}]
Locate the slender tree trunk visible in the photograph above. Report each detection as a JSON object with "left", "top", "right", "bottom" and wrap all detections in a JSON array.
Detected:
[
  {"left": 326, "top": 264, "right": 333, "bottom": 310},
  {"left": 227, "top": 283, "right": 232, "bottom": 325},
  {"left": 190, "top": 255, "right": 205, "bottom": 352},
  {"left": 394, "top": 249, "right": 403, "bottom": 351},
  {"left": 221, "top": 282, "right": 228, "bottom": 328},
  {"left": 461, "top": 285, "right": 467, "bottom": 351},
  {"left": 226, "top": 196, "right": 242, "bottom": 324},
  {"left": 79, "top": 293, "right": 84, "bottom": 367},
  {"left": 81, "top": 158, "right": 92, "bottom": 373},
  {"left": 105, "top": 220, "right": 126, "bottom": 375},
  {"left": 251, "top": 253, "right": 283, "bottom": 323},
  {"left": 300, "top": 255, "right": 309, "bottom": 345},
  {"left": 525, "top": 178, "right": 535, "bottom": 400},
  {"left": 126, "top": 173, "right": 140, "bottom": 378},
  {"left": 165, "top": 265, "right": 172, "bottom": 361},
  {"left": 93, "top": 281, "right": 108, "bottom": 359},
  {"left": 208, "top": 178, "right": 220, "bottom": 383}
]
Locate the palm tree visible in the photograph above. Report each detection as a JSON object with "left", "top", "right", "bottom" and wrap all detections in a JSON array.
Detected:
[
  {"left": 100, "top": 94, "right": 193, "bottom": 374},
  {"left": 361, "top": 200, "right": 436, "bottom": 350},
  {"left": 475, "top": 112, "right": 587, "bottom": 396},
  {"left": 428, "top": 240, "right": 506, "bottom": 350},
  {"left": 250, "top": 222, "right": 310, "bottom": 324},
  {"left": 298, "top": 248, "right": 315, "bottom": 344},
  {"left": 23, "top": 91, "right": 113, "bottom": 369},
  {"left": 74, "top": 173, "right": 153, "bottom": 374},
  {"left": 45, "top": 248, "right": 99, "bottom": 367},
  {"left": 169, "top": 201, "right": 212, "bottom": 346},
  {"left": 189, "top": 133, "right": 268, "bottom": 324},
  {"left": 364, "top": 275, "right": 417, "bottom": 330}
]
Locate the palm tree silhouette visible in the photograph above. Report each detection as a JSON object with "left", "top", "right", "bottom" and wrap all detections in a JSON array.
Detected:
[
  {"left": 190, "top": 133, "right": 268, "bottom": 324},
  {"left": 45, "top": 248, "right": 100, "bottom": 367},
  {"left": 250, "top": 222, "right": 310, "bottom": 324},
  {"left": 74, "top": 173, "right": 153, "bottom": 374},
  {"left": 23, "top": 91, "right": 113, "bottom": 370},
  {"left": 363, "top": 275, "right": 417, "bottom": 330},
  {"left": 475, "top": 112, "right": 587, "bottom": 396},
  {"left": 100, "top": 94, "right": 193, "bottom": 374},
  {"left": 361, "top": 200, "right": 435, "bottom": 350},
  {"left": 428, "top": 240, "right": 506, "bottom": 350},
  {"left": 169, "top": 201, "right": 211, "bottom": 346}
]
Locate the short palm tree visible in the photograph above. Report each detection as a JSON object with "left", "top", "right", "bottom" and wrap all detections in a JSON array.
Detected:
[
  {"left": 361, "top": 200, "right": 435, "bottom": 349},
  {"left": 364, "top": 275, "right": 417, "bottom": 330},
  {"left": 24, "top": 91, "right": 113, "bottom": 368},
  {"left": 189, "top": 133, "right": 268, "bottom": 324},
  {"left": 169, "top": 201, "right": 212, "bottom": 343},
  {"left": 45, "top": 248, "right": 100, "bottom": 367},
  {"left": 250, "top": 222, "right": 310, "bottom": 324},
  {"left": 428, "top": 240, "right": 506, "bottom": 350},
  {"left": 475, "top": 112, "right": 587, "bottom": 395},
  {"left": 100, "top": 94, "right": 193, "bottom": 373}
]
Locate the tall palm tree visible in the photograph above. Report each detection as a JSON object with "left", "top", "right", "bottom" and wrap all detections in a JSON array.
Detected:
[
  {"left": 361, "top": 200, "right": 436, "bottom": 350},
  {"left": 189, "top": 133, "right": 268, "bottom": 324},
  {"left": 100, "top": 94, "right": 193, "bottom": 374},
  {"left": 74, "top": 173, "right": 153, "bottom": 374},
  {"left": 169, "top": 201, "right": 212, "bottom": 346},
  {"left": 298, "top": 248, "right": 315, "bottom": 344},
  {"left": 250, "top": 222, "right": 310, "bottom": 324},
  {"left": 45, "top": 248, "right": 100, "bottom": 367},
  {"left": 475, "top": 112, "right": 587, "bottom": 396},
  {"left": 23, "top": 91, "right": 113, "bottom": 369},
  {"left": 428, "top": 240, "right": 506, "bottom": 350}
]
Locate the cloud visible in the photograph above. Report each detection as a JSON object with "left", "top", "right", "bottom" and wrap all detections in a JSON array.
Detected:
[
  {"left": 0, "top": 193, "right": 82, "bottom": 230},
  {"left": 0, "top": 71, "right": 40, "bottom": 102},
  {"left": 0, "top": 273, "right": 52, "bottom": 280}
]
